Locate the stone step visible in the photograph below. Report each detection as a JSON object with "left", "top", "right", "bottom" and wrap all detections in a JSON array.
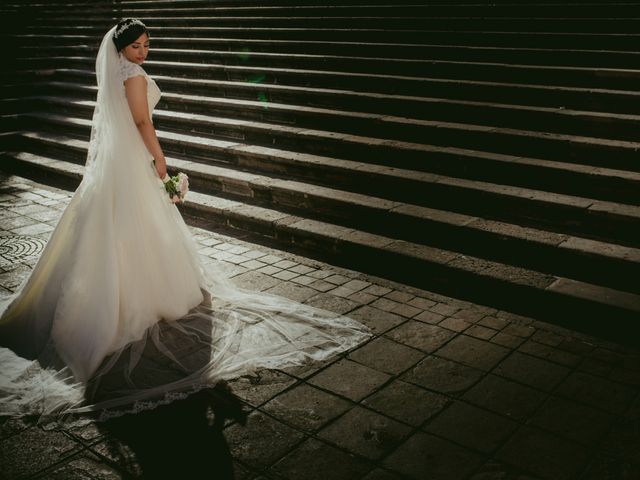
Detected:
[
  {"left": 10, "top": 92, "right": 640, "bottom": 207},
  {"left": 16, "top": 41, "right": 640, "bottom": 69},
  {"left": 23, "top": 15, "right": 640, "bottom": 33},
  {"left": 32, "top": 76, "right": 640, "bottom": 144},
  {"left": 23, "top": 93, "right": 640, "bottom": 177},
  {"left": 11, "top": 124, "right": 640, "bottom": 249},
  {"left": 2, "top": 148, "right": 639, "bottom": 336},
  {"left": 47, "top": 67, "right": 640, "bottom": 116},
  {"left": 24, "top": 3, "right": 640, "bottom": 19},
  {"left": 13, "top": 53, "right": 640, "bottom": 93},
  {"left": 9, "top": 32, "right": 640, "bottom": 56},
  {"left": 12, "top": 27, "right": 640, "bottom": 50}
]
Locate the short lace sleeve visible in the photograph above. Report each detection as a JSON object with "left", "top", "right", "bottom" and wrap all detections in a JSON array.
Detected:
[{"left": 118, "top": 56, "right": 146, "bottom": 84}]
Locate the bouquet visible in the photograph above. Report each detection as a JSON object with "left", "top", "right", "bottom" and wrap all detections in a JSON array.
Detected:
[
  {"left": 152, "top": 159, "right": 189, "bottom": 203},
  {"left": 163, "top": 172, "right": 189, "bottom": 203}
]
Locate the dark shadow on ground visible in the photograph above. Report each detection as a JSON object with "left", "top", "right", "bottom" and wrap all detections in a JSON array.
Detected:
[{"left": 96, "top": 382, "right": 247, "bottom": 479}]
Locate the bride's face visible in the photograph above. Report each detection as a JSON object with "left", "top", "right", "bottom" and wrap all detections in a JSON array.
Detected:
[{"left": 121, "top": 33, "right": 150, "bottom": 65}]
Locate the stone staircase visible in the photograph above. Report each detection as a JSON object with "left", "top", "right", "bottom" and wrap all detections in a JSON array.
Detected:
[{"left": 1, "top": 1, "right": 639, "bottom": 341}]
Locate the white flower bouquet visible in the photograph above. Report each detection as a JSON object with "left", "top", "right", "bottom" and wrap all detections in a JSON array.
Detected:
[
  {"left": 163, "top": 172, "right": 189, "bottom": 203},
  {"left": 152, "top": 159, "right": 189, "bottom": 203}
]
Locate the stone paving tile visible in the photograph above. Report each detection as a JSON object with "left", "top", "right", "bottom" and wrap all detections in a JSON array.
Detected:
[
  {"left": 347, "top": 337, "right": 424, "bottom": 375},
  {"left": 383, "top": 290, "right": 414, "bottom": 303},
  {"left": 599, "top": 415, "right": 640, "bottom": 466},
  {"left": 579, "top": 453, "right": 640, "bottom": 480},
  {"left": 0, "top": 426, "right": 83, "bottom": 478},
  {"left": 362, "top": 380, "right": 449, "bottom": 427},
  {"left": 257, "top": 265, "right": 282, "bottom": 276},
  {"left": 302, "top": 292, "right": 360, "bottom": 315},
  {"left": 361, "top": 284, "right": 392, "bottom": 296},
  {"left": 429, "top": 303, "right": 461, "bottom": 317},
  {"left": 385, "top": 321, "right": 456, "bottom": 353},
  {"left": 33, "top": 451, "right": 123, "bottom": 479},
  {"left": 225, "top": 411, "right": 304, "bottom": 470},
  {"left": 289, "top": 274, "right": 316, "bottom": 286},
  {"left": 389, "top": 303, "right": 421, "bottom": 318},
  {"left": 490, "top": 331, "right": 526, "bottom": 349},
  {"left": 263, "top": 282, "right": 316, "bottom": 303},
  {"left": 413, "top": 309, "right": 445, "bottom": 325},
  {"left": 347, "top": 305, "right": 405, "bottom": 335},
  {"left": 529, "top": 395, "right": 613, "bottom": 446},
  {"left": 555, "top": 371, "right": 637, "bottom": 414},
  {"left": 493, "top": 351, "right": 570, "bottom": 392},
  {"left": 346, "top": 290, "right": 377, "bottom": 305},
  {"left": 403, "top": 355, "right": 484, "bottom": 395},
  {"left": 425, "top": 400, "right": 518, "bottom": 454},
  {"left": 324, "top": 274, "right": 350, "bottom": 285},
  {"left": 465, "top": 324, "right": 497, "bottom": 340},
  {"left": 438, "top": 316, "right": 471, "bottom": 332},
  {"left": 227, "top": 370, "right": 297, "bottom": 408},
  {"left": 407, "top": 296, "right": 436, "bottom": 310},
  {"left": 361, "top": 468, "right": 404, "bottom": 480},
  {"left": 270, "top": 438, "right": 372, "bottom": 480},
  {"left": 436, "top": 334, "right": 510, "bottom": 372},
  {"left": 232, "top": 270, "right": 282, "bottom": 292},
  {"left": 317, "top": 406, "right": 411, "bottom": 460},
  {"left": 518, "top": 338, "right": 582, "bottom": 367},
  {"left": 383, "top": 431, "right": 484, "bottom": 480},
  {"left": 308, "top": 359, "right": 391, "bottom": 402},
  {"left": 496, "top": 426, "right": 589, "bottom": 480},
  {"left": 462, "top": 374, "right": 547, "bottom": 421},
  {"left": 261, "top": 384, "right": 352, "bottom": 432},
  {"left": 478, "top": 315, "right": 510, "bottom": 330},
  {"left": 369, "top": 297, "right": 402, "bottom": 313},
  {"left": 307, "top": 279, "right": 336, "bottom": 292}
]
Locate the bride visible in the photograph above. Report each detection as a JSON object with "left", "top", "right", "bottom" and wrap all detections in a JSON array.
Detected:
[{"left": 0, "top": 18, "right": 370, "bottom": 427}]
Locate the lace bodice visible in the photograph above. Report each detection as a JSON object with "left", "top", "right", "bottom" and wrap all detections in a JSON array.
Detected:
[{"left": 118, "top": 54, "right": 161, "bottom": 117}]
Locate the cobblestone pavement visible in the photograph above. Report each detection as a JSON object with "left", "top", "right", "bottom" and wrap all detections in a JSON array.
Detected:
[{"left": 0, "top": 173, "right": 639, "bottom": 480}]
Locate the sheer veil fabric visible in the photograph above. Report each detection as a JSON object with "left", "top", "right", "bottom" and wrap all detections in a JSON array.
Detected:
[{"left": 0, "top": 25, "right": 371, "bottom": 427}]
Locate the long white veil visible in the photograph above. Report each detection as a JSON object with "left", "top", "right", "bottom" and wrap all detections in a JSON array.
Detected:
[{"left": 0, "top": 26, "right": 371, "bottom": 428}]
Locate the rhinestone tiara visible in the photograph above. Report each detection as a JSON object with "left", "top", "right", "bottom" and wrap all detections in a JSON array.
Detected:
[{"left": 113, "top": 19, "right": 146, "bottom": 39}]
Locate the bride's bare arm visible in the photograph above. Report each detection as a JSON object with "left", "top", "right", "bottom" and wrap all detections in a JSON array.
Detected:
[{"left": 124, "top": 76, "right": 167, "bottom": 178}]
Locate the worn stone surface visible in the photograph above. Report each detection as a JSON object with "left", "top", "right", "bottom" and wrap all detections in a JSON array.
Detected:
[
  {"left": 363, "top": 380, "right": 448, "bottom": 426},
  {"left": 384, "top": 432, "right": 484, "bottom": 480},
  {"left": 462, "top": 374, "right": 546, "bottom": 421},
  {"left": 225, "top": 411, "right": 304, "bottom": 469},
  {"left": 497, "top": 427, "right": 589, "bottom": 480},
  {"left": 403, "top": 355, "right": 484, "bottom": 394},
  {"left": 1, "top": 174, "right": 639, "bottom": 479},
  {"left": 308, "top": 359, "right": 391, "bottom": 402},
  {"left": 318, "top": 406, "right": 411, "bottom": 460},
  {"left": 348, "top": 337, "right": 424, "bottom": 375},
  {"left": 436, "top": 334, "right": 510, "bottom": 371},
  {"left": 425, "top": 401, "right": 518, "bottom": 454},
  {"left": 261, "top": 384, "right": 352, "bottom": 432},
  {"left": 270, "top": 438, "right": 372, "bottom": 480}
]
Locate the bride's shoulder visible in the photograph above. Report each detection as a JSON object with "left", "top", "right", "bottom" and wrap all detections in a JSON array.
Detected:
[{"left": 118, "top": 54, "right": 147, "bottom": 84}]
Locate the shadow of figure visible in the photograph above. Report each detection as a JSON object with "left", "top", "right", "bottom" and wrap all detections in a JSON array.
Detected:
[
  {"left": 86, "top": 291, "right": 249, "bottom": 478},
  {"left": 97, "top": 382, "right": 247, "bottom": 479}
]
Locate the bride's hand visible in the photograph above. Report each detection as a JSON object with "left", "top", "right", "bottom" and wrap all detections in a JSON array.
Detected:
[{"left": 171, "top": 195, "right": 182, "bottom": 204}]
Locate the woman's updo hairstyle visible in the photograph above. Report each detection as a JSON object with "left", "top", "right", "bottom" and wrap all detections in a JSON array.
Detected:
[{"left": 112, "top": 18, "right": 148, "bottom": 52}]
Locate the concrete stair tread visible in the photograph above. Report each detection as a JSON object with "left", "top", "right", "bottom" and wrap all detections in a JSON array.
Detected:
[
  {"left": 50, "top": 80, "right": 640, "bottom": 125},
  {"left": 17, "top": 119, "right": 640, "bottom": 224},
  {"left": 20, "top": 55, "right": 640, "bottom": 87},
  {"left": 25, "top": 97, "right": 640, "bottom": 160},
  {"left": 3, "top": 148, "right": 640, "bottom": 317}
]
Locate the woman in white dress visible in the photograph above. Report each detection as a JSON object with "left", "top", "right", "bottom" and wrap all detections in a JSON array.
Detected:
[{"left": 0, "top": 19, "right": 370, "bottom": 427}]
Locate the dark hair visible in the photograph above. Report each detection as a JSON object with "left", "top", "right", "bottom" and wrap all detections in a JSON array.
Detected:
[{"left": 112, "top": 18, "right": 149, "bottom": 52}]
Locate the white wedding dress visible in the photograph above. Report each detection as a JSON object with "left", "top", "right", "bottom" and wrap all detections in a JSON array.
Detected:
[{"left": 0, "top": 26, "right": 370, "bottom": 427}]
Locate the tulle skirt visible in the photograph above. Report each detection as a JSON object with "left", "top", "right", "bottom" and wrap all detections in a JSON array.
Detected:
[{"left": 0, "top": 152, "right": 371, "bottom": 428}]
